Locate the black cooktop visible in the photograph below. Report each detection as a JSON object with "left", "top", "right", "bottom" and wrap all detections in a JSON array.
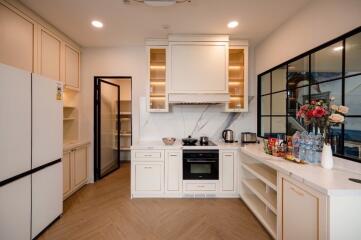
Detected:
[{"left": 182, "top": 140, "right": 217, "bottom": 146}]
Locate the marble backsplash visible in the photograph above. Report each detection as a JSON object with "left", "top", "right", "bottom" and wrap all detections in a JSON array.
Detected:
[{"left": 139, "top": 96, "right": 257, "bottom": 142}]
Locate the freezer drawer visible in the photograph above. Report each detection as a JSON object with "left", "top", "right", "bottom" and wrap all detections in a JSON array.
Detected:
[
  {"left": 32, "top": 162, "right": 63, "bottom": 238},
  {"left": 32, "top": 74, "right": 63, "bottom": 169},
  {"left": 0, "top": 63, "right": 31, "bottom": 182},
  {"left": 0, "top": 176, "right": 31, "bottom": 240}
]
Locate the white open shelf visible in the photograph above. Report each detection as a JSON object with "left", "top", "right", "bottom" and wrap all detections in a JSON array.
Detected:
[
  {"left": 243, "top": 179, "right": 277, "bottom": 215},
  {"left": 242, "top": 162, "right": 277, "bottom": 191},
  {"left": 241, "top": 193, "right": 277, "bottom": 239}
]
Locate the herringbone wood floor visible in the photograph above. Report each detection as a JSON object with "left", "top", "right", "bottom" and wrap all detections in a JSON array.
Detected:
[{"left": 39, "top": 163, "right": 272, "bottom": 240}]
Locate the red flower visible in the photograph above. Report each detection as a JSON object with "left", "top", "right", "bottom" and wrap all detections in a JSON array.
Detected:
[
  {"left": 311, "top": 100, "right": 316, "bottom": 105},
  {"left": 300, "top": 105, "right": 308, "bottom": 112},
  {"left": 306, "top": 110, "right": 314, "bottom": 118},
  {"left": 313, "top": 106, "right": 326, "bottom": 118}
]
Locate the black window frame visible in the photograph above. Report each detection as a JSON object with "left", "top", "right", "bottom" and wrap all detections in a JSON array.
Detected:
[{"left": 257, "top": 26, "right": 361, "bottom": 164}]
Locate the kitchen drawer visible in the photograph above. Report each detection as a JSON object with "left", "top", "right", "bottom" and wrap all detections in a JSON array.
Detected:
[
  {"left": 133, "top": 150, "right": 164, "bottom": 162},
  {"left": 184, "top": 182, "right": 217, "bottom": 192}
]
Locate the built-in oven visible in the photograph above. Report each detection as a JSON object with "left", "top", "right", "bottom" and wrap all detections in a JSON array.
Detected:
[{"left": 183, "top": 150, "right": 219, "bottom": 180}]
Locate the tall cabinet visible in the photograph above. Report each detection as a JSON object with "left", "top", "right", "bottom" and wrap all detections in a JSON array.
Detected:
[
  {"left": 227, "top": 42, "right": 248, "bottom": 112},
  {"left": 146, "top": 40, "right": 169, "bottom": 112}
]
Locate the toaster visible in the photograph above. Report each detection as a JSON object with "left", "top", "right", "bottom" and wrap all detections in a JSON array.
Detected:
[{"left": 241, "top": 132, "right": 257, "bottom": 143}]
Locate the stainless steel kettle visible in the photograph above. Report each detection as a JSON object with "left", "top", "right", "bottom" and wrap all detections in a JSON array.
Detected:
[{"left": 222, "top": 129, "right": 234, "bottom": 143}]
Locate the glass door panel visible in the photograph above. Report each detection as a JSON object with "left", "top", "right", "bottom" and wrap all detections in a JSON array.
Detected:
[
  {"left": 149, "top": 48, "right": 167, "bottom": 111},
  {"left": 227, "top": 48, "right": 245, "bottom": 111}
]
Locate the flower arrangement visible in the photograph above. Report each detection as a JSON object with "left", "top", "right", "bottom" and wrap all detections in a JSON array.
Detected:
[{"left": 296, "top": 97, "right": 348, "bottom": 144}]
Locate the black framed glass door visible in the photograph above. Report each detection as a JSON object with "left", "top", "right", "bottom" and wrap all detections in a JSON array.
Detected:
[{"left": 94, "top": 79, "right": 120, "bottom": 180}]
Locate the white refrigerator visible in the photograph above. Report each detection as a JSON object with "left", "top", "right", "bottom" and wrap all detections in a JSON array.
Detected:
[{"left": 0, "top": 63, "right": 63, "bottom": 240}]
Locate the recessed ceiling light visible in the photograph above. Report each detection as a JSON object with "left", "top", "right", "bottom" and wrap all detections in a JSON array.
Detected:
[
  {"left": 91, "top": 20, "right": 103, "bottom": 28},
  {"left": 227, "top": 21, "right": 239, "bottom": 29},
  {"left": 333, "top": 46, "right": 343, "bottom": 51}
]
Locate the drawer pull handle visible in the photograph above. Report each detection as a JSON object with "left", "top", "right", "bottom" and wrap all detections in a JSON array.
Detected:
[
  {"left": 224, "top": 154, "right": 233, "bottom": 157},
  {"left": 290, "top": 186, "right": 304, "bottom": 196},
  {"left": 198, "top": 185, "right": 205, "bottom": 188},
  {"left": 144, "top": 166, "right": 153, "bottom": 169},
  {"left": 170, "top": 154, "right": 177, "bottom": 157},
  {"left": 144, "top": 155, "right": 152, "bottom": 157}
]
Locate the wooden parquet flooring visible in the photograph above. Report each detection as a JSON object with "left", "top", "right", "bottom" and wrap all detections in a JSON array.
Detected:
[{"left": 39, "top": 163, "right": 272, "bottom": 240}]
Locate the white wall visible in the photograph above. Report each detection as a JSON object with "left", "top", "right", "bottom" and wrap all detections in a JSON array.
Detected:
[{"left": 255, "top": 0, "right": 361, "bottom": 75}]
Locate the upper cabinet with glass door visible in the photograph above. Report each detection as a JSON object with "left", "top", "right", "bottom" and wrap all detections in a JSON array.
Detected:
[
  {"left": 226, "top": 42, "right": 249, "bottom": 112},
  {"left": 147, "top": 43, "right": 169, "bottom": 112}
]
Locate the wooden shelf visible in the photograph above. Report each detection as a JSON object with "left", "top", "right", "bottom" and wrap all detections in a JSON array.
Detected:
[
  {"left": 63, "top": 118, "right": 76, "bottom": 121},
  {"left": 241, "top": 193, "right": 277, "bottom": 239},
  {"left": 63, "top": 106, "right": 76, "bottom": 109},
  {"left": 120, "top": 112, "right": 131, "bottom": 115},
  {"left": 114, "top": 133, "right": 131, "bottom": 137},
  {"left": 113, "top": 147, "right": 131, "bottom": 151},
  {"left": 243, "top": 179, "right": 277, "bottom": 214},
  {"left": 242, "top": 163, "right": 277, "bottom": 191}
]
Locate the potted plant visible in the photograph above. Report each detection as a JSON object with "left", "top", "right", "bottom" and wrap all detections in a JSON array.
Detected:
[{"left": 296, "top": 97, "right": 348, "bottom": 169}]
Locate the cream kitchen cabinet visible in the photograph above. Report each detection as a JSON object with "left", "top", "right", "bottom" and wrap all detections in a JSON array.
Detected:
[
  {"left": 131, "top": 149, "right": 165, "bottom": 197},
  {"left": 220, "top": 150, "right": 238, "bottom": 194},
  {"left": 226, "top": 41, "right": 249, "bottom": 112},
  {"left": 278, "top": 173, "right": 327, "bottom": 240},
  {"left": 38, "top": 27, "right": 62, "bottom": 81},
  {"left": 0, "top": 1, "right": 35, "bottom": 72},
  {"left": 146, "top": 41, "right": 169, "bottom": 112},
  {"left": 64, "top": 44, "right": 80, "bottom": 91},
  {"left": 165, "top": 150, "right": 182, "bottom": 195},
  {"left": 0, "top": 0, "right": 81, "bottom": 90},
  {"left": 63, "top": 144, "right": 88, "bottom": 199}
]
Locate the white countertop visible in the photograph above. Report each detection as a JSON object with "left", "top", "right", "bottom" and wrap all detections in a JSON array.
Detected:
[
  {"left": 63, "top": 140, "right": 90, "bottom": 151},
  {"left": 131, "top": 140, "right": 241, "bottom": 150},
  {"left": 240, "top": 143, "right": 361, "bottom": 196}
]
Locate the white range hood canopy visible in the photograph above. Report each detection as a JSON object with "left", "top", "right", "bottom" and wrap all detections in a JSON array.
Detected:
[{"left": 168, "top": 93, "right": 230, "bottom": 104}]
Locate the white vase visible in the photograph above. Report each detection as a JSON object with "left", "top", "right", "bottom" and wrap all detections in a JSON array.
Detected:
[{"left": 321, "top": 143, "right": 334, "bottom": 169}]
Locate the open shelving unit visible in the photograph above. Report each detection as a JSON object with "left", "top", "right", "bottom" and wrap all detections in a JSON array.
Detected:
[
  {"left": 240, "top": 153, "right": 278, "bottom": 239},
  {"left": 63, "top": 105, "right": 78, "bottom": 144}
]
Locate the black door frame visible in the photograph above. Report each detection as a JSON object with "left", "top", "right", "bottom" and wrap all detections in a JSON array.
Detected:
[{"left": 94, "top": 76, "right": 132, "bottom": 181}]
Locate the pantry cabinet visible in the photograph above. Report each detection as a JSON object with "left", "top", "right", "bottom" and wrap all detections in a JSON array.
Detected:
[
  {"left": 38, "top": 27, "right": 62, "bottom": 81},
  {"left": 279, "top": 173, "right": 327, "bottom": 240},
  {"left": 165, "top": 150, "right": 182, "bottom": 194},
  {"left": 63, "top": 144, "right": 88, "bottom": 199},
  {"left": 64, "top": 44, "right": 80, "bottom": 90},
  {"left": 0, "top": 2, "right": 35, "bottom": 72}
]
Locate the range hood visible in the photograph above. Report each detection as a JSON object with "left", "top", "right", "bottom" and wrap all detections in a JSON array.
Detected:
[
  {"left": 168, "top": 93, "right": 230, "bottom": 104},
  {"left": 167, "top": 34, "right": 230, "bottom": 104}
]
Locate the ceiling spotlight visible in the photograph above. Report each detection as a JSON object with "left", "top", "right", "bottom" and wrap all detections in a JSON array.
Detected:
[
  {"left": 227, "top": 21, "right": 239, "bottom": 29},
  {"left": 333, "top": 46, "right": 343, "bottom": 51},
  {"left": 91, "top": 20, "right": 103, "bottom": 28}
]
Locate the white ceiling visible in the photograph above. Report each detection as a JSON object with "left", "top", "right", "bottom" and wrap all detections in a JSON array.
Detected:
[{"left": 20, "top": 0, "right": 311, "bottom": 47}]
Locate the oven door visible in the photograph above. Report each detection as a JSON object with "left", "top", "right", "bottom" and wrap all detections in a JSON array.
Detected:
[{"left": 183, "top": 150, "right": 219, "bottom": 180}]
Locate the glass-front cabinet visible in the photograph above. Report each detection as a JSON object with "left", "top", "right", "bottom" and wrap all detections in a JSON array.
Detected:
[
  {"left": 147, "top": 46, "right": 169, "bottom": 112},
  {"left": 226, "top": 44, "right": 248, "bottom": 112}
]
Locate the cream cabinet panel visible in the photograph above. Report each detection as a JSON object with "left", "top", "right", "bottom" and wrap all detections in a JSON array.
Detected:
[
  {"left": 165, "top": 150, "right": 182, "bottom": 192},
  {"left": 0, "top": 3, "right": 34, "bottom": 72},
  {"left": 39, "top": 28, "right": 61, "bottom": 81},
  {"left": 221, "top": 152, "right": 235, "bottom": 192},
  {"left": 62, "top": 151, "right": 71, "bottom": 196},
  {"left": 282, "top": 179, "right": 319, "bottom": 240},
  {"left": 135, "top": 162, "right": 163, "bottom": 192},
  {"left": 73, "top": 146, "right": 87, "bottom": 188},
  {"left": 169, "top": 43, "right": 228, "bottom": 93},
  {"left": 64, "top": 44, "right": 80, "bottom": 90}
]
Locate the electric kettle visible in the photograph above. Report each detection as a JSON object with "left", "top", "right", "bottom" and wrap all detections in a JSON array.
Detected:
[{"left": 222, "top": 129, "right": 234, "bottom": 143}]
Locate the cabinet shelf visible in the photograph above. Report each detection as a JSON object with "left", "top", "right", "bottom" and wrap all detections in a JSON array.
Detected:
[
  {"left": 242, "top": 163, "right": 277, "bottom": 191},
  {"left": 63, "top": 117, "right": 76, "bottom": 121},
  {"left": 243, "top": 179, "right": 277, "bottom": 214},
  {"left": 241, "top": 193, "right": 277, "bottom": 239}
]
